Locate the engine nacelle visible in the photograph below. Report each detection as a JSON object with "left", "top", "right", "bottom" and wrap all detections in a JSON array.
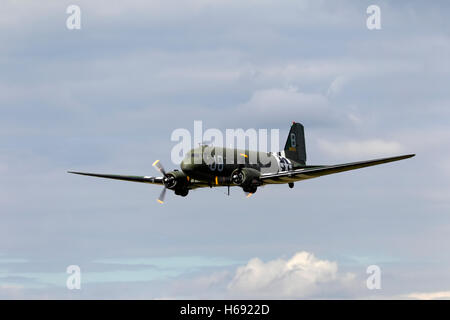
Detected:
[
  {"left": 231, "top": 168, "right": 260, "bottom": 186},
  {"left": 164, "top": 170, "right": 188, "bottom": 189}
]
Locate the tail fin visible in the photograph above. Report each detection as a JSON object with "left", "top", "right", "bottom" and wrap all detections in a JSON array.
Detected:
[{"left": 284, "top": 122, "right": 307, "bottom": 165}]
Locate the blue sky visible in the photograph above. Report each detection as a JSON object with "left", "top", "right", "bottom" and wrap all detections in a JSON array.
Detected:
[{"left": 1, "top": 0, "right": 450, "bottom": 299}]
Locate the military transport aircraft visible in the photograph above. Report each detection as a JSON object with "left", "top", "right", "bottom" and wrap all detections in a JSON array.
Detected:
[{"left": 68, "top": 122, "right": 414, "bottom": 203}]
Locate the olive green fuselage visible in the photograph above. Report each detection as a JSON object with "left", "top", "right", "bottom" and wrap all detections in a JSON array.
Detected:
[{"left": 180, "top": 146, "right": 300, "bottom": 186}]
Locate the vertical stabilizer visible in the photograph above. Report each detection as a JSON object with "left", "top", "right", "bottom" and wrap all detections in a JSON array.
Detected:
[{"left": 284, "top": 122, "right": 307, "bottom": 165}]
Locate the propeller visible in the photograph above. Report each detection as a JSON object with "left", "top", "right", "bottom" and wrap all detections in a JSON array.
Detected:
[
  {"left": 152, "top": 160, "right": 178, "bottom": 204},
  {"left": 152, "top": 160, "right": 166, "bottom": 176},
  {"left": 153, "top": 160, "right": 168, "bottom": 204},
  {"left": 157, "top": 187, "right": 167, "bottom": 204}
]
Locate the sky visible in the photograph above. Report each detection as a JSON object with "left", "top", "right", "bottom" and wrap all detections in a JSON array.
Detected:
[{"left": 1, "top": 0, "right": 450, "bottom": 299}]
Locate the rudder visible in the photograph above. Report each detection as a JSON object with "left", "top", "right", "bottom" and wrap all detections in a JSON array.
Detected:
[{"left": 284, "top": 122, "right": 307, "bottom": 165}]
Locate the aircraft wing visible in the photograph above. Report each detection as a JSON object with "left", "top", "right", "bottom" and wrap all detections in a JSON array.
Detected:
[
  {"left": 260, "top": 154, "right": 415, "bottom": 183},
  {"left": 68, "top": 171, "right": 165, "bottom": 185}
]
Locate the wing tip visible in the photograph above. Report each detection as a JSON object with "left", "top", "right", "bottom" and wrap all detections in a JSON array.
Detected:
[{"left": 67, "top": 171, "right": 84, "bottom": 175}]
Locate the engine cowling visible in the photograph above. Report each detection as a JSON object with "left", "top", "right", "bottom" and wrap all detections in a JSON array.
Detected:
[
  {"left": 164, "top": 170, "right": 188, "bottom": 189},
  {"left": 231, "top": 168, "right": 260, "bottom": 186}
]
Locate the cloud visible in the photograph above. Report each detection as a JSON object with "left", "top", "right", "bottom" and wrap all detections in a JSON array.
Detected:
[
  {"left": 234, "top": 87, "right": 340, "bottom": 127},
  {"left": 327, "top": 76, "right": 349, "bottom": 97},
  {"left": 317, "top": 138, "right": 404, "bottom": 159},
  {"left": 242, "top": 87, "right": 327, "bottom": 113},
  {"left": 405, "top": 291, "right": 450, "bottom": 300},
  {"left": 227, "top": 251, "right": 356, "bottom": 298}
]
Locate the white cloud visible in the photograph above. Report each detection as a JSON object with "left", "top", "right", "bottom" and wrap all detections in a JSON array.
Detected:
[
  {"left": 227, "top": 251, "right": 356, "bottom": 298},
  {"left": 234, "top": 87, "right": 336, "bottom": 126},
  {"left": 0, "top": 284, "right": 24, "bottom": 290},
  {"left": 243, "top": 87, "right": 327, "bottom": 112},
  {"left": 405, "top": 291, "right": 450, "bottom": 300},
  {"left": 327, "top": 76, "right": 348, "bottom": 97},
  {"left": 317, "top": 138, "right": 404, "bottom": 159}
]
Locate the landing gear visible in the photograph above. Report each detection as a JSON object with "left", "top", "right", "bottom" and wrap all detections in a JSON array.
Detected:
[
  {"left": 288, "top": 182, "right": 294, "bottom": 189},
  {"left": 175, "top": 188, "right": 189, "bottom": 197}
]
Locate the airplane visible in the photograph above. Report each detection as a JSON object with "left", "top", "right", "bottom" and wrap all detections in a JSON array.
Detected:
[{"left": 68, "top": 122, "right": 415, "bottom": 203}]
